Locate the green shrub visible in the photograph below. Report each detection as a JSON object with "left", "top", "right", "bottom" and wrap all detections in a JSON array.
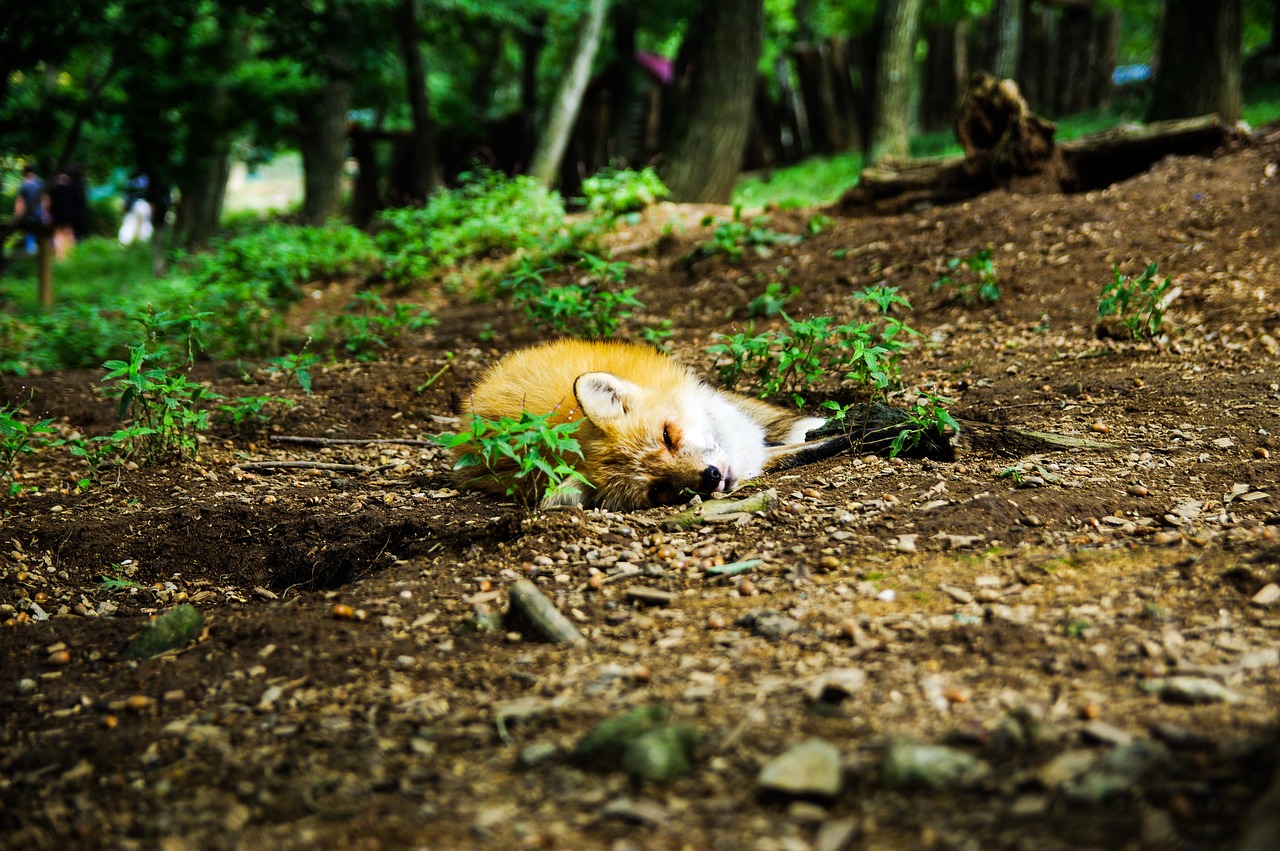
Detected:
[
  {"left": 376, "top": 170, "right": 566, "bottom": 280},
  {"left": 580, "top": 167, "right": 670, "bottom": 216}
]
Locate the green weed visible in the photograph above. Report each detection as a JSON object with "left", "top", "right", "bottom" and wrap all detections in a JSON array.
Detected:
[
  {"left": 1097, "top": 263, "right": 1172, "bottom": 340},
  {"left": 580, "top": 167, "right": 670, "bottom": 217},
  {"left": 747, "top": 281, "right": 799, "bottom": 318},
  {"left": 691, "top": 210, "right": 803, "bottom": 265},
  {"left": 100, "top": 325, "right": 220, "bottom": 462},
  {"left": 376, "top": 169, "right": 566, "bottom": 280},
  {"left": 265, "top": 348, "right": 320, "bottom": 395},
  {"left": 216, "top": 395, "right": 294, "bottom": 433},
  {"left": 0, "top": 403, "right": 57, "bottom": 482},
  {"left": 500, "top": 253, "right": 644, "bottom": 339},
  {"left": 707, "top": 299, "right": 917, "bottom": 406},
  {"left": 319, "top": 292, "right": 436, "bottom": 360},
  {"left": 436, "top": 411, "right": 590, "bottom": 511},
  {"left": 890, "top": 394, "right": 959, "bottom": 458},
  {"left": 933, "top": 249, "right": 1000, "bottom": 305}
]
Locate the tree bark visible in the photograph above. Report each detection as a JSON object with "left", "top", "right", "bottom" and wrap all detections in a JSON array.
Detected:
[
  {"left": 395, "top": 0, "right": 438, "bottom": 204},
  {"left": 868, "top": 0, "right": 922, "bottom": 165},
  {"left": 528, "top": 0, "right": 610, "bottom": 188},
  {"left": 662, "top": 0, "right": 765, "bottom": 203},
  {"left": 1148, "top": 0, "right": 1242, "bottom": 123},
  {"left": 991, "top": 0, "right": 1023, "bottom": 81}
]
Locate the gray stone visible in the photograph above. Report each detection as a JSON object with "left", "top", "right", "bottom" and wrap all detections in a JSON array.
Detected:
[{"left": 758, "top": 739, "right": 844, "bottom": 799}]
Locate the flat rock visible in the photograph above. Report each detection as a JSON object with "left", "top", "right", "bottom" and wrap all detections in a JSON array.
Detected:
[{"left": 757, "top": 739, "right": 843, "bottom": 799}]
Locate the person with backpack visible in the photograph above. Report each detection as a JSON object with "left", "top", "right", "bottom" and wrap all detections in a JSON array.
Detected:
[{"left": 13, "top": 166, "right": 50, "bottom": 255}]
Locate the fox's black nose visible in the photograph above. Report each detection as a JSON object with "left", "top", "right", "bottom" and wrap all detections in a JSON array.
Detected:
[{"left": 699, "top": 465, "right": 723, "bottom": 492}]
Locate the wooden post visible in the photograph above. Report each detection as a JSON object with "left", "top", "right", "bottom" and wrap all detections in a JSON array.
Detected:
[{"left": 36, "top": 229, "right": 53, "bottom": 307}]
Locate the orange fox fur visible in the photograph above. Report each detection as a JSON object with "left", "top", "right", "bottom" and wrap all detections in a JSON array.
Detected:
[{"left": 456, "top": 339, "right": 831, "bottom": 510}]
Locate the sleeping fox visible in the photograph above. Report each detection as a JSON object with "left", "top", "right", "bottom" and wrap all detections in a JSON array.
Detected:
[{"left": 455, "top": 339, "right": 954, "bottom": 510}]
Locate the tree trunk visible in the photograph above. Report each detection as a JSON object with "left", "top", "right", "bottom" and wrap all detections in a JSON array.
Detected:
[
  {"left": 920, "top": 23, "right": 964, "bottom": 133},
  {"left": 868, "top": 0, "right": 922, "bottom": 164},
  {"left": 395, "top": 0, "right": 438, "bottom": 204},
  {"left": 528, "top": 0, "right": 610, "bottom": 188},
  {"left": 991, "top": 0, "right": 1023, "bottom": 80},
  {"left": 662, "top": 0, "right": 765, "bottom": 202},
  {"left": 299, "top": 72, "right": 352, "bottom": 224},
  {"left": 607, "top": 6, "right": 642, "bottom": 166},
  {"left": 177, "top": 145, "right": 231, "bottom": 250},
  {"left": 1148, "top": 0, "right": 1242, "bottom": 123}
]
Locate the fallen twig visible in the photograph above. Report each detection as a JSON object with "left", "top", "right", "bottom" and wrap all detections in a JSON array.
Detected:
[
  {"left": 270, "top": 435, "right": 437, "bottom": 447},
  {"left": 663, "top": 488, "right": 778, "bottom": 531},
  {"left": 236, "top": 461, "right": 384, "bottom": 473},
  {"left": 507, "top": 579, "right": 586, "bottom": 645}
]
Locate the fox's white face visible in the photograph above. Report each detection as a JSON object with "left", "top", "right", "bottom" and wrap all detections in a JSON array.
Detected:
[{"left": 573, "top": 372, "right": 770, "bottom": 509}]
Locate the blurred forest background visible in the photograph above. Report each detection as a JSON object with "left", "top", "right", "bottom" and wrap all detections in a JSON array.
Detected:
[{"left": 2, "top": 0, "right": 1279, "bottom": 251}]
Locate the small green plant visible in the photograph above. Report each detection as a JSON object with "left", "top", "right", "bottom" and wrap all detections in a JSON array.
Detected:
[
  {"left": 747, "top": 281, "right": 800, "bottom": 318},
  {"left": 216, "top": 395, "right": 295, "bottom": 433},
  {"left": 500, "top": 253, "right": 645, "bottom": 339},
  {"left": 100, "top": 344, "right": 219, "bottom": 461},
  {"left": 933, "top": 249, "right": 1000, "bottom": 305},
  {"left": 266, "top": 348, "right": 320, "bottom": 395},
  {"left": 321, "top": 292, "right": 436, "bottom": 360},
  {"left": 101, "top": 572, "right": 136, "bottom": 591},
  {"left": 890, "top": 394, "right": 959, "bottom": 457},
  {"left": 1097, "top": 263, "right": 1172, "bottom": 340},
  {"left": 0, "top": 404, "right": 57, "bottom": 482},
  {"left": 707, "top": 294, "right": 918, "bottom": 406},
  {"left": 580, "top": 167, "right": 670, "bottom": 216},
  {"left": 436, "top": 411, "right": 591, "bottom": 511},
  {"left": 691, "top": 210, "right": 802, "bottom": 264},
  {"left": 806, "top": 213, "right": 835, "bottom": 234}
]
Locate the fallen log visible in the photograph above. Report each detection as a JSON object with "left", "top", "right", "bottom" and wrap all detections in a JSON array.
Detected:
[{"left": 839, "top": 71, "right": 1244, "bottom": 214}]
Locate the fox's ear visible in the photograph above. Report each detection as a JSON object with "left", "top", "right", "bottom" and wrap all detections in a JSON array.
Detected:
[{"left": 575, "top": 372, "right": 640, "bottom": 425}]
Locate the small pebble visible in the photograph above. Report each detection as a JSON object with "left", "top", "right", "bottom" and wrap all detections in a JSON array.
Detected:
[
  {"left": 332, "top": 604, "right": 355, "bottom": 619},
  {"left": 1251, "top": 583, "right": 1280, "bottom": 607},
  {"left": 1091, "top": 421, "right": 1109, "bottom": 434}
]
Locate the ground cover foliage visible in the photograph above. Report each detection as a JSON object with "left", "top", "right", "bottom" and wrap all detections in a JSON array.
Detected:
[{"left": 2, "top": 133, "right": 1280, "bottom": 849}]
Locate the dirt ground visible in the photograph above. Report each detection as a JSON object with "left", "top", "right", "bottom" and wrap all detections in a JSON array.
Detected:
[{"left": 3, "top": 127, "right": 1280, "bottom": 851}]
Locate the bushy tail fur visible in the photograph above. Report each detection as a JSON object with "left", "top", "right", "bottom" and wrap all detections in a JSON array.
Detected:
[{"left": 764, "top": 402, "right": 957, "bottom": 472}]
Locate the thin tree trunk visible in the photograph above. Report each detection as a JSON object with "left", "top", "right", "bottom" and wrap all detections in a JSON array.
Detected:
[
  {"left": 991, "top": 0, "right": 1022, "bottom": 80},
  {"left": 528, "top": 0, "right": 610, "bottom": 188},
  {"left": 299, "top": 74, "right": 352, "bottom": 223},
  {"left": 396, "top": 0, "right": 438, "bottom": 203},
  {"left": 662, "top": 0, "right": 765, "bottom": 203},
  {"left": 1148, "top": 0, "right": 1242, "bottom": 123},
  {"left": 869, "top": 0, "right": 922, "bottom": 164}
]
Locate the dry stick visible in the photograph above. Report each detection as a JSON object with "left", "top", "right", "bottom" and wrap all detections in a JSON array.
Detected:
[
  {"left": 271, "top": 435, "right": 437, "bottom": 447},
  {"left": 508, "top": 579, "right": 586, "bottom": 645},
  {"left": 236, "top": 461, "right": 384, "bottom": 473}
]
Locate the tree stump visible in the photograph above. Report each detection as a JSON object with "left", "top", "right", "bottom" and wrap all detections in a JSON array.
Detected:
[{"left": 954, "top": 70, "right": 1060, "bottom": 183}]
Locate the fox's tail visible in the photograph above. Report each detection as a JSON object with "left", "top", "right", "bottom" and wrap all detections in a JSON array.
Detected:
[{"left": 763, "top": 402, "right": 958, "bottom": 472}]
